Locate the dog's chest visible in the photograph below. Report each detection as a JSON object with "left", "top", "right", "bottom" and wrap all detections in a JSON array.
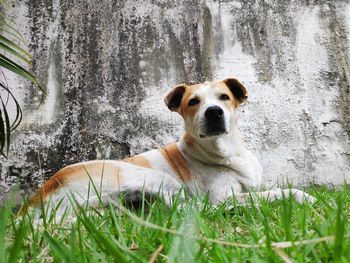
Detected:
[{"left": 186, "top": 163, "right": 243, "bottom": 202}]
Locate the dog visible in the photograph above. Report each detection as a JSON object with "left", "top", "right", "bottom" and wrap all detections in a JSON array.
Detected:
[{"left": 26, "top": 78, "right": 315, "bottom": 217}]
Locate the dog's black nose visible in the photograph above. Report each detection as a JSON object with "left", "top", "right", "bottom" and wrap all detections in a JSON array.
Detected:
[{"left": 205, "top": 106, "right": 224, "bottom": 121}]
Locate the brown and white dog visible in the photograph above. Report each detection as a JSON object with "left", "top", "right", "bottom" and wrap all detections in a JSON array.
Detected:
[{"left": 27, "top": 78, "right": 315, "bottom": 217}]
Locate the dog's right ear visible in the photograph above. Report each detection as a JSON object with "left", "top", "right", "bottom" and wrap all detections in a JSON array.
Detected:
[{"left": 164, "top": 84, "right": 186, "bottom": 112}]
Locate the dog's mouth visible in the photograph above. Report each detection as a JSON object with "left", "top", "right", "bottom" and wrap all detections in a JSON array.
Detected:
[{"left": 199, "top": 125, "right": 227, "bottom": 138}]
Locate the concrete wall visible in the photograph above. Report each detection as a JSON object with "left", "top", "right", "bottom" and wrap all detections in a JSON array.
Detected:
[{"left": 1, "top": 0, "right": 350, "bottom": 201}]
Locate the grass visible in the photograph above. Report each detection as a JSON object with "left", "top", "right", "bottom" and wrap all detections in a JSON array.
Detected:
[{"left": 1, "top": 186, "right": 350, "bottom": 262}]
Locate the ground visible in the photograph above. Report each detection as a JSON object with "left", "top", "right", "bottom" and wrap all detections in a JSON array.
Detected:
[{"left": 1, "top": 186, "right": 350, "bottom": 262}]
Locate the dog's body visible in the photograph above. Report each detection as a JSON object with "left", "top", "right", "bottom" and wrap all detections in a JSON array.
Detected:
[{"left": 28, "top": 78, "right": 314, "bottom": 216}]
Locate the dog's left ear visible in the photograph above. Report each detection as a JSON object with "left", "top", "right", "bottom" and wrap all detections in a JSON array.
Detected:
[{"left": 222, "top": 78, "right": 248, "bottom": 104}]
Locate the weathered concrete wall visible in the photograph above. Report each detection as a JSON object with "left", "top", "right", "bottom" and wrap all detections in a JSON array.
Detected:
[{"left": 1, "top": 0, "right": 350, "bottom": 201}]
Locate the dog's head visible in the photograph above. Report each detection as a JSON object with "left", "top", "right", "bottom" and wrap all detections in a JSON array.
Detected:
[{"left": 165, "top": 78, "right": 247, "bottom": 139}]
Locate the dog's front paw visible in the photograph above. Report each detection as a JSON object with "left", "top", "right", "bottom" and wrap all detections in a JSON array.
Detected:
[{"left": 288, "top": 189, "right": 317, "bottom": 204}]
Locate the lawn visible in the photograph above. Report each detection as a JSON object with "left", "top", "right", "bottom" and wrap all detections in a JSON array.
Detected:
[{"left": 1, "top": 186, "right": 349, "bottom": 262}]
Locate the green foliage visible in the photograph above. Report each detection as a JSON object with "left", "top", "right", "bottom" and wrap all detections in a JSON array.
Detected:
[
  {"left": 0, "top": 1, "right": 43, "bottom": 157},
  {"left": 2, "top": 186, "right": 350, "bottom": 262}
]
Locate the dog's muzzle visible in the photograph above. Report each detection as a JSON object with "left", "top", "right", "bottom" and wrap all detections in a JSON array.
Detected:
[{"left": 203, "top": 106, "right": 226, "bottom": 137}]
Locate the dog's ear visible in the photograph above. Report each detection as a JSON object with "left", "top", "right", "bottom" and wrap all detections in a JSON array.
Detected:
[
  {"left": 222, "top": 78, "right": 248, "bottom": 104},
  {"left": 164, "top": 84, "right": 186, "bottom": 112}
]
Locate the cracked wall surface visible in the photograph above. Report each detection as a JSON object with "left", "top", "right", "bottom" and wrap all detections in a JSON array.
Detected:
[{"left": 1, "top": 0, "right": 350, "bottom": 201}]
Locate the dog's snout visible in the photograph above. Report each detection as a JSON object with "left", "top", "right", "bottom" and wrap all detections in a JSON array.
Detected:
[
  {"left": 205, "top": 106, "right": 224, "bottom": 120},
  {"left": 203, "top": 106, "right": 226, "bottom": 137}
]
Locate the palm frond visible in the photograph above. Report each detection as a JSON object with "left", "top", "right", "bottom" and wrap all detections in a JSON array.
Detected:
[
  {"left": 0, "top": 21, "right": 24, "bottom": 41},
  {"left": 0, "top": 54, "right": 42, "bottom": 89},
  {"left": 0, "top": 35, "right": 32, "bottom": 59},
  {"left": 0, "top": 1, "right": 44, "bottom": 157}
]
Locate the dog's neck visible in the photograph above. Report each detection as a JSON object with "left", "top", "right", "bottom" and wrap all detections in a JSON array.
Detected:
[{"left": 179, "top": 127, "right": 246, "bottom": 167}]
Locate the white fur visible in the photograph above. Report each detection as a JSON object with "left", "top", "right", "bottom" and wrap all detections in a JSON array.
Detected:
[{"left": 29, "top": 81, "right": 315, "bottom": 219}]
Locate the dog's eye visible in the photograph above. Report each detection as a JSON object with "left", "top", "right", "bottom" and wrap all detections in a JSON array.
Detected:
[
  {"left": 188, "top": 98, "right": 200, "bottom": 106},
  {"left": 219, "top": 94, "right": 230, "bottom": 101}
]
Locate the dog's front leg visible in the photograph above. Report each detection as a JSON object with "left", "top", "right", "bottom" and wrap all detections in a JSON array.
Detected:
[{"left": 233, "top": 188, "right": 316, "bottom": 205}]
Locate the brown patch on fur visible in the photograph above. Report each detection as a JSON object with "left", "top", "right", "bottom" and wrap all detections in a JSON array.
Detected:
[
  {"left": 123, "top": 155, "right": 152, "bottom": 168},
  {"left": 183, "top": 133, "right": 195, "bottom": 147},
  {"left": 27, "top": 166, "right": 72, "bottom": 207},
  {"left": 160, "top": 143, "right": 192, "bottom": 182},
  {"left": 179, "top": 84, "right": 202, "bottom": 118},
  {"left": 26, "top": 161, "right": 122, "bottom": 209}
]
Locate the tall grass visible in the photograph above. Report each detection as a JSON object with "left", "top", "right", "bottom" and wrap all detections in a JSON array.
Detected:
[{"left": 1, "top": 186, "right": 350, "bottom": 262}]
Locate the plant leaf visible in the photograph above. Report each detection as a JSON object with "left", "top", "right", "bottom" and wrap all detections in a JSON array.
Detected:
[
  {"left": 0, "top": 54, "right": 44, "bottom": 92},
  {"left": 0, "top": 97, "right": 10, "bottom": 156},
  {"left": 0, "top": 23, "right": 24, "bottom": 41},
  {"left": 0, "top": 82, "right": 23, "bottom": 130},
  {"left": 0, "top": 35, "right": 32, "bottom": 59}
]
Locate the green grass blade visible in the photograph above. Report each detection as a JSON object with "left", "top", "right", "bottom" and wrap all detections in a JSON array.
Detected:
[
  {"left": 2, "top": 185, "right": 350, "bottom": 261},
  {"left": 43, "top": 230, "right": 72, "bottom": 262},
  {"left": 82, "top": 167, "right": 104, "bottom": 208},
  {"left": 260, "top": 205, "right": 274, "bottom": 260},
  {"left": 76, "top": 205, "right": 129, "bottom": 262},
  {"left": 281, "top": 191, "right": 293, "bottom": 241},
  {"left": 7, "top": 218, "right": 27, "bottom": 263},
  {"left": 0, "top": 204, "right": 10, "bottom": 261},
  {"left": 334, "top": 195, "right": 346, "bottom": 261}
]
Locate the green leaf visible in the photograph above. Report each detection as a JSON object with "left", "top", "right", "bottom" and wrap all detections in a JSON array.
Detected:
[
  {"left": 0, "top": 82, "right": 23, "bottom": 131},
  {"left": 0, "top": 97, "right": 10, "bottom": 156},
  {"left": 0, "top": 81, "right": 23, "bottom": 156},
  {"left": 0, "top": 22, "right": 24, "bottom": 41},
  {"left": 0, "top": 2, "right": 43, "bottom": 156},
  {"left": 0, "top": 54, "right": 43, "bottom": 92},
  {"left": 0, "top": 104, "right": 5, "bottom": 154},
  {"left": 0, "top": 35, "right": 32, "bottom": 60}
]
